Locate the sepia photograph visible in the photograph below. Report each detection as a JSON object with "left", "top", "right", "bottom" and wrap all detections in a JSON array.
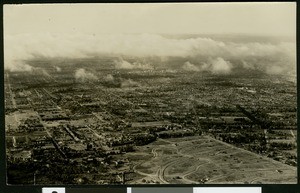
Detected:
[{"left": 4, "top": 2, "right": 297, "bottom": 185}]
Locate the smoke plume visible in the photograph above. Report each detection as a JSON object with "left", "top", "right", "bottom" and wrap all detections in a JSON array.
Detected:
[
  {"left": 209, "top": 57, "right": 232, "bottom": 74},
  {"left": 121, "top": 79, "right": 141, "bottom": 88},
  {"left": 182, "top": 61, "right": 200, "bottom": 72},
  {"left": 104, "top": 74, "right": 115, "bottom": 82},
  {"left": 114, "top": 59, "right": 135, "bottom": 69},
  {"left": 114, "top": 58, "right": 153, "bottom": 70},
  {"left": 6, "top": 62, "right": 33, "bottom": 72},
  {"left": 75, "top": 68, "right": 97, "bottom": 82},
  {"left": 55, "top": 66, "right": 62, "bottom": 72}
]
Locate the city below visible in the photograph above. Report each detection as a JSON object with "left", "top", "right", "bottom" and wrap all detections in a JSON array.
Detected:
[{"left": 5, "top": 56, "right": 297, "bottom": 184}]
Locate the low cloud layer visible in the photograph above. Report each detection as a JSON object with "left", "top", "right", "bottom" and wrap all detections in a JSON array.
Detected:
[{"left": 4, "top": 33, "right": 296, "bottom": 75}]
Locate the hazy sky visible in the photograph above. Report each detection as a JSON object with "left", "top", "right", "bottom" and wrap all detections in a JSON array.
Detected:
[{"left": 4, "top": 2, "right": 296, "bottom": 36}]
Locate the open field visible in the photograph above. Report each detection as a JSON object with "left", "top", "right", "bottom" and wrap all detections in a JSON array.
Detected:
[{"left": 125, "top": 136, "right": 297, "bottom": 184}]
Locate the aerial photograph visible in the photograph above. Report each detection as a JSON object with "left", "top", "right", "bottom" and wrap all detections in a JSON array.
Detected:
[{"left": 4, "top": 3, "right": 297, "bottom": 184}]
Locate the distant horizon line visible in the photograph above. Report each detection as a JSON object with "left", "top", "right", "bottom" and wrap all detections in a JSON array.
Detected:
[{"left": 4, "top": 32, "right": 296, "bottom": 38}]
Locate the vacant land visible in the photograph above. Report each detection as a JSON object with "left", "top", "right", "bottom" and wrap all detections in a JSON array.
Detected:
[{"left": 125, "top": 136, "right": 296, "bottom": 184}]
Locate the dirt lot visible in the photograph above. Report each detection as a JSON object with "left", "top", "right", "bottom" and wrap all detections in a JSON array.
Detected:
[{"left": 124, "top": 135, "right": 297, "bottom": 184}]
